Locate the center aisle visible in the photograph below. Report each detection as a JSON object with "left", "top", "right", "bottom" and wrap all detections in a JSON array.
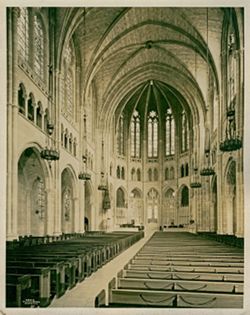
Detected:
[{"left": 50, "top": 230, "right": 154, "bottom": 307}]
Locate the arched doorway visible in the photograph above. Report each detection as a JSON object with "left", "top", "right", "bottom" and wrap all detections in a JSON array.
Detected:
[
  {"left": 178, "top": 185, "right": 189, "bottom": 225},
  {"left": 162, "top": 188, "right": 176, "bottom": 227},
  {"left": 84, "top": 217, "right": 89, "bottom": 231},
  {"left": 147, "top": 188, "right": 159, "bottom": 230},
  {"left": 18, "top": 147, "right": 49, "bottom": 236},
  {"left": 211, "top": 176, "right": 218, "bottom": 232},
  {"left": 85, "top": 181, "right": 92, "bottom": 231},
  {"left": 116, "top": 187, "right": 127, "bottom": 226},
  {"left": 61, "top": 168, "right": 76, "bottom": 233},
  {"left": 129, "top": 188, "right": 143, "bottom": 225},
  {"left": 225, "top": 160, "right": 236, "bottom": 234}
]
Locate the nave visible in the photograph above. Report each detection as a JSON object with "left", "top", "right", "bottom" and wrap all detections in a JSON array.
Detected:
[
  {"left": 7, "top": 230, "right": 243, "bottom": 308},
  {"left": 6, "top": 231, "right": 144, "bottom": 307},
  {"left": 99, "top": 232, "right": 244, "bottom": 308},
  {"left": 4, "top": 6, "right": 246, "bottom": 311}
]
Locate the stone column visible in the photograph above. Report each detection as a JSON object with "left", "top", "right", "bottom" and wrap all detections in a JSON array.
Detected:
[
  {"left": 216, "top": 154, "right": 224, "bottom": 234},
  {"left": 79, "top": 181, "right": 85, "bottom": 233},
  {"left": 6, "top": 8, "right": 19, "bottom": 240},
  {"left": 73, "top": 197, "right": 79, "bottom": 232},
  {"left": 45, "top": 188, "right": 54, "bottom": 235}
]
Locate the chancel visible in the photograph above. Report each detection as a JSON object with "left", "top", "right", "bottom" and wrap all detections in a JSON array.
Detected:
[{"left": 5, "top": 6, "right": 244, "bottom": 309}]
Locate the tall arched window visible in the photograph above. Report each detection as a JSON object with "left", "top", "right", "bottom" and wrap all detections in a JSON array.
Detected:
[
  {"left": 116, "top": 188, "right": 125, "bottom": 208},
  {"left": 73, "top": 138, "right": 77, "bottom": 156},
  {"left": 165, "top": 167, "right": 169, "bottom": 180},
  {"left": 148, "top": 111, "right": 158, "bottom": 158},
  {"left": 181, "top": 186, "right": 189, "bottom": 207},
  {"left": 69, "top": 133, "right": 73, "bottom": 153},
  {"left": 181, "top": 164, "right": 185, "bottom": 177},
  {"left": 44, "top": 108, "right": 49, "bottom": 133},
  {"left": 28, "top": 93, "right": 35, "bottom": 122},
  {"left": 137, "top": 169, "right": 141, "bottom": 181},
  {"left": 17, "top": 8, "right": 29, "bottom": 62},
  {"left": 18, "top": 83, "right": 26, "bottom": 115},
  {"left": 36, "top": 101, "right": 42, "bottom": 128},
  {"left": 33, "top": 177, "right": 46, "bottom": 220},
  {"left": 117, "top": 114, "right": 125, "bottom": 155},
  {"left": 121, "top": 167, "right": 125, "bottom": 180},
  {"left": 131, "top": 110, "right": 140, "bottom": 158},
  {"left": 117, "top": 166, "right": 121, "bottom": 179},
  {"left": 34, "top": 15, "right": 45, "bottom": 79},
  {"left": 166, "top": 108, "right": 175, "bottom": 155},
  {"left": 64, "top": 129, "right": 68, "bottom": 149},
  {"left": 63, "top": 187, "right": 72, "bottom": 221},
  {"left": 228, "top": 32, "right": 237, "bottom": 107},
  {"left": 61, "top": 124, "right": 64, "bottom": 146},
  {"left": 147, "top": 188, "right": 159, "bottom": 223},
  {"left": 148, "top": 168, "right": 152, "bottom": 181},
  {"left": 131, "top": 168, "right": 136, "bottom": 181},
  {"left": 181, "top": 110, "right": 189, "bottom": 152},
  {"left": 62, "top": 41, "right": 75, "bottom": 117}
]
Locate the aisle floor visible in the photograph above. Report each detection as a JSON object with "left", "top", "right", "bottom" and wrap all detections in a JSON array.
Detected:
[{"left": 50, "top": 230, "right": 154, "bottom": 307}]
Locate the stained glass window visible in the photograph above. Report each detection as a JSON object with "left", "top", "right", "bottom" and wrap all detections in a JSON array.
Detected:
[
  {"left": 63, "top": 42, "right": 75, "bottom": 115},
  {"left": 117, "top": 114, "right": 125, "bottom": 155},
  {"left": 131, "top": 110, "right": 140, "bottom": 157},
  {"left": 181, "top": 110, "right": 189, "bottom": 152},
  {"left": 33, "top": 177, "right": 46, "bottom": 220},
  {"left": 17, "top": 8, "right": 29, "bottom": 62},
  {"left": 63, "top": 187, "right": 72, "bottom": 221},
  {"left": 148, "top": 111, "right": 158, "bottom": 158},
  {"left": 166, "top": 108, "right": 175, "bottom": 155},
  {"left": 34, "top": 15, "right": 44, "bottom": 79}
]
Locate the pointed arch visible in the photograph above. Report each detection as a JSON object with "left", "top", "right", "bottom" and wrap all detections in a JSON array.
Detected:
[
  {"left": 18, "top": 83, "right": 26, "bottom": 115},
  {"left": 17, "top": 146, "right": 50, "bottom": 236}
]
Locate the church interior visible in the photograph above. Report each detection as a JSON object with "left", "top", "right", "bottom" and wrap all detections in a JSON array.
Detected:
[{"left": 4, "top": 6, "right": 246, "bottom": 310}]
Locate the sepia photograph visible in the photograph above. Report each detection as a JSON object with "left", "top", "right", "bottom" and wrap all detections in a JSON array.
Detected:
[{"left": 1, "top": 1, "right": 250, "bottom": 314}]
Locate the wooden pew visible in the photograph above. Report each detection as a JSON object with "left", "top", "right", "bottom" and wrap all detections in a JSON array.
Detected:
[
  {"left": 109, "top": 288, "right": 243, "bottom": 308},
  {"left": 130, "top": 258, "right": 244, "bottom": 267},
  {"left": 122, "top": 269, "right": 244, "bottom": 282},
  {"left": 6, "top": 274, "right": 32, "bottom": 307},
  {"left": 135, "top": 253, "right": 244, "bottom": 263},
  {"left": 95, "top": 289, "right": 106, "bottom": 307},
  {"left": 126, "top": 263, "right": 244, "bottom": 274},
  {"left": 7, "top": 254, "right": 78, "bottom": 289},
  {"left": 7, "top": 260, "right": 66, "bottom": 298},
  {"left": 117, "top": 277, "right": 244, "bottom": 293},
  {"left": 6, "top": 266, "right": 51, "bottom": 307}
]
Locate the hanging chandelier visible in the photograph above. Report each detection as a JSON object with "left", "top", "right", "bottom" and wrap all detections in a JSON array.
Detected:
[
  {"left": 40, "top": 122, "right": 60, "bottom": 165},
  {"left": 78, "top": 155, "right": 91, "bottom": 180},
  {"left": 98, "top": 172, "right": 108, "bottom": 190},
  {"left": 190, "top": 167, "right": 202, "bottom": 188},
  {"left": 200, "top": 150, "right": 215, "bottom": 176},
  {"left": 220, "top": 97, "right": 242, "bottom": 152},
  {"left": 220, "top": 17, "right": 242, "bottom": 152}
]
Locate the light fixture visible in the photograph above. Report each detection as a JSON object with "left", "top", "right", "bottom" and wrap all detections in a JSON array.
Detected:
[
  {"left": 40, "top": 121, "right": 60, "bottom": 167},
  {"left": 220, "top": 8, "right": 242, "bottom": 152},
  {"left": 190, "top": 167, "right": 202, "bottom": 188},
  {"left": 98, "top": 172, "right": 107, "bottom": 191},
  {"left": 200, "top": 150, "right": 215, "bottom": 176},
  {"left": 78, "top": 155, "right": 91, "bottom": 180}
]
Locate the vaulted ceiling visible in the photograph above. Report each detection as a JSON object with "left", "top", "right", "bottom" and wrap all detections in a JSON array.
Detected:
[{"left": 56, "top": 7, "right": 227, "bottom": 128}]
